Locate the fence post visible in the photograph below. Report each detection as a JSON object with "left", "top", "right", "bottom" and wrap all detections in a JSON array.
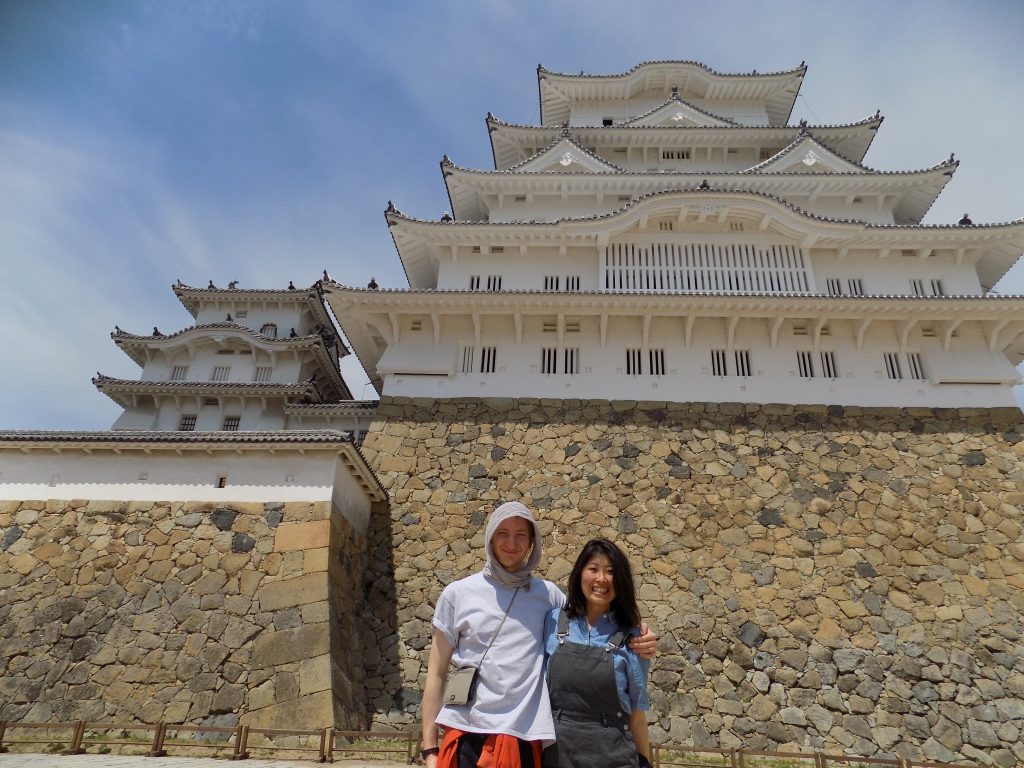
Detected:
[
  {"left": 325, "top": 727, "right": 335, "bottom": 763},
  {"left": 64, "top": 720, "right": 86, "bottom": 755},
  {"left": 317, "top": 727, "right": 328, "bottom": 763},
  {"left": 231, "top": 724, "right": 249, "bottom": 760},
  {"left": 149, "top": 722, "right": 167, "bottom": 757},
  {"left": 0, "top": 721, "right": 7, "bottom": 753},
  {"left": 406, "top": 729, "right": 415, "bottom": 764}
]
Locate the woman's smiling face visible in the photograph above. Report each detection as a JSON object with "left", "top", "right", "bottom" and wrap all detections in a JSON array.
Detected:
[{"left": 580, "top": 552, "right": 616, "bottom": 613}]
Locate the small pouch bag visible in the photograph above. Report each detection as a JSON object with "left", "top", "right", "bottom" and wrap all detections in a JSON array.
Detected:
[
  {"left": 441, "top": 587, "right": 519, "bottom": 707},
  {"left": 442, "top": 665, "right": 479, "bottom": 705}
]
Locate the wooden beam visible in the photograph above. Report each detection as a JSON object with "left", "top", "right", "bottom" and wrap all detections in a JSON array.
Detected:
[
  {"left": 514, "top": 313, "right": 522, "bottom": 345},
  {"left": 769, "top": 316, "right": 784, "bottom": 349},
  {"left": 726, "top": 315, "right": 739, "bottom": 349},
  {"left": 642, "top": 314, "right": 652, "bottom": 349},
  {"left": 388, "top": 313, "right": 401, "bottom": 344},
  {"left": 812, "top": 316, "right": 828, "bottom": 351},
  {"left": 855, "top": 317, "right": 872, "bottom": 349},
  {"left": 684, "top": 315, "right": 696, "bottom": 347},
  {"left": 430, "top": 313, "right": 441, "bottom": 344},
  {"left": 472, "top": 313, "right": 481, "bottom": 345},
  {"left": 942, "top": 318, "right": 963, "bottom": 351},
  {"left": 987, "top": 318, "right": 1011, "bottom": 352},
  {"left": 899, "top": 319, "right": 917, "bottom": 353},
  {"left": 599, "top": 314, "right": 608, "bottom": 347}
]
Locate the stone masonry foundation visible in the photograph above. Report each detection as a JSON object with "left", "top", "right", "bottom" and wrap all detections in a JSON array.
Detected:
[
  {"left": 359, "top": 397, "right": 1024, "bottom": 767},
  {"left": 0, "top": 498, "right": 367, "bottom": 731}
]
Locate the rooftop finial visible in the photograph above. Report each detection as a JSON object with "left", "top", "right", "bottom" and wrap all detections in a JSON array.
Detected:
[
  {"left": 288, "top": 280, "right": 296, "bottom": 290},
  {"left": 560, "top": 121, "right": 570, "bottom": 137},
  {"left": 323, "top": 269, "right": 331, "bottom": 281},
  {"left": 228, "top": 280, "right": 238, "bottom": 289},
  {"left": 290, "top": 327, "right": 298, "bottom": 337},
  {"left": 949, "top": 152, "right": 956, "bottom": 163},
  {"left": 208, "top": 280, "right": 216, "bottom": 289},
  {"left": 368, "top": 277, "right": 379, "bottom": 290},
  {"left": 441, "top": 212, "right": 453, "bottom": 222},
  {"left": 798, "top": 118, "right": 808, "bottom": 134},
  {"left": 698, "top": 179, "right": 710, "bottom": 190},
  {"left": 958, "top": 213, "right": 973, "bottom": 226},
  {"left": 671, "top": 85, "right": 678, "bottom": 97},
  {"left": 152, "top": 326, "right": 163, "bottom": 336},
  {"left": 226, "top": 313, "right": 232, "bottom": 322}
]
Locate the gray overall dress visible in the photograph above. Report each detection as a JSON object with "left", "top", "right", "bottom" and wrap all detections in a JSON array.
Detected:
[{"left": 542, "top": 611, "right": 639, "bottom": 768}]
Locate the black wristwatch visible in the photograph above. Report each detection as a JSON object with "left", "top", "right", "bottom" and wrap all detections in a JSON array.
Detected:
[{"left": 422, "top": 746, "right": 440, "bottom": 759}]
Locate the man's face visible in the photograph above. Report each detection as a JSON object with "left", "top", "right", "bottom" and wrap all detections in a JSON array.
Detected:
[{"left": 490, "top": 516, "right": 533, "bottom": 571}]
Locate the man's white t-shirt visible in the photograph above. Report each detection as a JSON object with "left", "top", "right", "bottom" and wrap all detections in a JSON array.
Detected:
[{"left": 432, "top": 572, "right": 566, "bottom": 742}]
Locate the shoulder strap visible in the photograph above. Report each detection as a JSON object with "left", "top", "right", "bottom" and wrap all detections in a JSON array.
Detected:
[
  {"left": 606, "top": 628, "right": 629, "bottom": 650},
  {"left": 478, "top": 587, "right": 519, "bottom": 668},
  {"left": 556, "top": 609, "right": 570, "bottom": 645}
]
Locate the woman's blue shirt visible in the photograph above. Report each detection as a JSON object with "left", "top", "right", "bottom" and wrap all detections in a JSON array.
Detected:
[{"left": 544, "top": 608, "right": 651, "bottom": 713}]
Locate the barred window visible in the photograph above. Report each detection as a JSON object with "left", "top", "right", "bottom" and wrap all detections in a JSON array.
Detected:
[
  {"left": 253, "top": 366, "right": 272, "bottom": 383},
  {"left": 486, "top": 275, "right": 502, "bottom": 291},
  {"left": 259, "top": 323, "right": 278, "bottom": 338},
  {"left": 564, "top": 348, "right": 579, "bottom": 375},
  {"left": 909, "top": 279, "right": 925, "bottom": 297},
  {"left": 543, "top": 276, "right": 560, "bottom": 292},
  {"left": 222, "top": 416, "right": 240, "bottom": 431},
  {"left": 211, "top": 366, "right": 231, "bottom": 382},
  {"left": 820, "top": 351, "right": 838, "bottom": 379},
  {"left": 797, "top": 350, "right": 815, "bottom": 378},
  {"left": 541, "top": 347, "right": 558, "bottom": 375},
  {"left": 626, "top": 348, "right": 642, "bottom": 375},
  {"left": 907, "top": 353, "right": 925, "bottom": 380},
  {"left": 480, "top": 347, "right": 496, "bottom": 374},
  {"left": 734, "top": 350, "right": 752, "bottom": 377},
  {"left": 171, "top": 365, "right": 189, "bottom": 381},
  {"left": 711, "top": 349, "right": 728, "bottom": 376},
  {"left": 649, "top": 348, "right": 666, "bottom": 376},
  {"left": 461, "top": 346, "right": 475, "bottom": 373},
  {"left": 469, "top": 275, "right": 481, "bottom": 290},
  {"left": 825, "top": 278, "right": 843, "bottom": 296},
  {"left": 847, "top": 278, "right": 864, "bottom": 296},
  {"left": 884, "top": 352, "right": 903, "bottom": 380},
  {"left": 178, "top": 414, "right": 197, "bottom": 431}
]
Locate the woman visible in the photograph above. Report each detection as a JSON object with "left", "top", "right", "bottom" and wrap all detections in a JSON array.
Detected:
[{"left": 543, "top": 539, "right": 651, "bottom": 768}]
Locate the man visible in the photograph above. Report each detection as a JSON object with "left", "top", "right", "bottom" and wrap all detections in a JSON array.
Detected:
[{"left": 421, "top": 501, "right": 657, "bottom": 768}]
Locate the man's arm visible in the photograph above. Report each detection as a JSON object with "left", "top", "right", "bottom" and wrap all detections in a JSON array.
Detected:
[
  {"left": 631, "top": 709, "right": 651, "bottom": 768},
  {"left": 630, "top": 623, "right": 658, "bottom": 660},
  {"left": 422, "top": 628, "right": 454, "bottom": 768}
]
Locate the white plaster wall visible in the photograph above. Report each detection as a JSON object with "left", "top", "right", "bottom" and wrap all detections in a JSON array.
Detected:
[
  {"left": 437, "top": 247, "right": 598, "bottom": 291},
  {"left": 193, "top": 304, "right": 309, "bottom": 334},
  {"left": 810, "top": 250, "right": 984, "bottom": 296},
  {"left": 0, "top": 450, "right": 341, "bottom": 502},
  {"left": 380, "top": 318, "right": 1022, "bottom": 408},
  {"left": 331, "top": 457, "right": 373, "bottom": 535},
  {"left": 139, "top": 349, "right": 306, "bottom": 384}
]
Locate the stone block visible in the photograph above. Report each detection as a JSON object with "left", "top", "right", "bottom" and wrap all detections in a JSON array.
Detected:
[
  {"left": 240, "top": 689, "right": 334, "bottom": 730},
  {"left": 252, "top": 623, "right": 329, "bottom": 669},
  {"left": 256, "top": 572, "right": 327, "bottom": 613},
  {"left": 299, "top": 653, "right": 332, "bottom": 695},
  {"left": 274, "top": 520, "right": 331, "bottom": 552}
]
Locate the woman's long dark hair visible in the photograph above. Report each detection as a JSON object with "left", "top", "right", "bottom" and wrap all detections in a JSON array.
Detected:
[{"left": 564, "top": 538, "right": 641, "bottom": 629}]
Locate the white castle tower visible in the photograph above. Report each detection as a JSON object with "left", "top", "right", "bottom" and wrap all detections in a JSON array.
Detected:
[
  {"left": 96, "top": 280, "right": 375, "bottom": 438},
  {"left": 324, "top": 61, "right": 1024, "bottom": 408}
]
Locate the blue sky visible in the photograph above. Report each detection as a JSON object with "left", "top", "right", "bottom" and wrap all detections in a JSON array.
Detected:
[{"left": 2, "top": 0, "right": 1023, "bottom": 429}]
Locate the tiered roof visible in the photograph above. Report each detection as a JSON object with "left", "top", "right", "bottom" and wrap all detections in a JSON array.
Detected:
[
  {"left": 537, "top": 61, "right": 807, "bottom": 126},
  {"left": 487, "top": 113, "right": 883, "bottom": 169}
]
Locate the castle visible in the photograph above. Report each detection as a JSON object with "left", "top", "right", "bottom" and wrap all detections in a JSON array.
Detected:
[{"left": 2, "top": 60, "right": 1023, "bottom": 766}]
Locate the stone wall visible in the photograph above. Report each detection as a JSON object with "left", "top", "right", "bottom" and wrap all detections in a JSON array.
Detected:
[
  {"left": 359, "top": 397, "right": 1024, "bottom": 767},
  {"left": 0, "top": 498, "right": 367, "bottom": 730}
]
